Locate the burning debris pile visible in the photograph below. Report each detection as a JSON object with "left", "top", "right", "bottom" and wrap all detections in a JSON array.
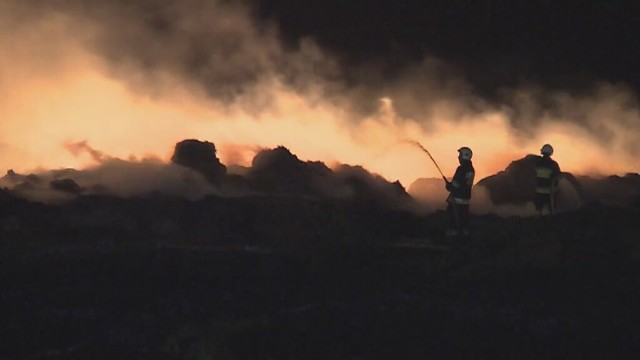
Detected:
[
  {"left": 2, "top": 139, "right": 639, "bottom": 219},
  {"left": 1, "top": 139, "right": 415, "bottom": 210},
  {"left": 477, "top": 155, "right": 640, "bottom": 209}
]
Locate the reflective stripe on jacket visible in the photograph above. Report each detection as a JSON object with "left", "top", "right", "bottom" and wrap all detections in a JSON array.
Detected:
[
  {"left": 535, "top": 156, "right": 561, "bottom": 194},
  {"left": 536, "top": 187, "right": 553, "bottom": 194},
  {"left": 450, "top": 160, "right": 475, "bottom": 201}
]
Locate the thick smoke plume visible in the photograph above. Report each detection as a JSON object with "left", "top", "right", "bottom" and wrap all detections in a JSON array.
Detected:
[{"left": 1, "top": 0, "right": 639, "bottom": 191}]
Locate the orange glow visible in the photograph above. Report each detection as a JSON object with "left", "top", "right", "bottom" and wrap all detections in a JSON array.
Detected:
[
  {"left": 1, "top": 9, "right": 638, "bottom": 189},
  {"left": 1, "top": 64, "right": 639, "bottom": 188}
]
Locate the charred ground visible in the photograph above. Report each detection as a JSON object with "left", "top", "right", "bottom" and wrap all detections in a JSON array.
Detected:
[
  {"left": 1, "top": 185, "right": 640, "bottom": 359},
  {"left": 1, "top": 140, "right": 640, "bottom": 358}
]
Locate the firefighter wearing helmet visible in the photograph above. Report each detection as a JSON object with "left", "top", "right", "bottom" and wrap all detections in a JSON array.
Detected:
[
  {"left": 445, "top": 146, "right": 475, "bottom": 237},
  {"left": 535, "top": 144, "right": 561, "bottom": 215}
]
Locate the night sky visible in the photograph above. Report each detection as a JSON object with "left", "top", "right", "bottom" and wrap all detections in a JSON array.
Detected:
[{"left": 252, "top": 0, "right": 640, "bottom": 95}]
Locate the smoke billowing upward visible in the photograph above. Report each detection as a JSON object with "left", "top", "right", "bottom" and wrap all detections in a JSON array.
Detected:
[
  {"left": 0, "top": 0, "right": 638, "bottom": 189},
  {"left": 64, "top": 140, "right": 110, "bottom": 163},
  {"left": 253, "top": 1, "right": 640, "bottom": 93}
]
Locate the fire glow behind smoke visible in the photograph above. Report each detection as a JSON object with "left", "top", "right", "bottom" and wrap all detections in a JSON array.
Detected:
[{"left": 1, "top": 0, "right": 638, "bottom": 189}]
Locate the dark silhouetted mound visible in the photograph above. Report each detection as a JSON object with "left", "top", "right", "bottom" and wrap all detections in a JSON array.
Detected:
[
  {"left": 477, "top": 155, "right": 582, "bottom": 208},
  {"left": 407, "top": 177, "right": 449, "bottom": 209},
  {"left": 0, "top": 142, "right": 414, "bottom": 208},
  {"left": 577, "top": 173, "right": 640, "bottom": 206},
  {"left": 245, "top": 146, "right": 412, "bottom": 208},
  {"left": 2, "top": 170, "right": 40, "bottom": 185},
  {"left": 334, "top": 165, "right": 412, "bottom": 207},
  {"left": 49, "top": 178, "right": 82, "bottom": 195},
  {"left": 171, "top": 139, "right": 227, "bottom": 184},
  {"left": 477, "top": 155, "right": 540, "bottom": 204},
  {"left": 247, "top": 146, "right": 333, "bottom": 196}
]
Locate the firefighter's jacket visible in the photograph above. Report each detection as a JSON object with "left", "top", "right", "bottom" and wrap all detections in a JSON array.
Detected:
[
  {"left": 446, "top": 160, "right": 475, "bottom": 204},
  {"left": 535, "top": 155, "right": 561, "bottom": 194}
]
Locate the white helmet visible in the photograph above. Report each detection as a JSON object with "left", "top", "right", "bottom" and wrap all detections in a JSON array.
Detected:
[
  {"left": 540, "top": 144, "right": 554, "bottom": 156},
  {"left": 458, "top": 146, "right": 473, "bottom": 160}
]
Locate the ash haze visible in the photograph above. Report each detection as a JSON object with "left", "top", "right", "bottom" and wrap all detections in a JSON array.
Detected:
[{"left": 1, "top": 0, "right": 639, "bottom": 190}]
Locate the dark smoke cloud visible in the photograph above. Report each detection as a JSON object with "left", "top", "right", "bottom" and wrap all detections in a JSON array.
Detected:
[
  {"left": 0, "top": 0, "right": 511, "bottom": 120},
  {"left": 252, "top": 0, "right": 640, "bottom": 94},
  {"left": 9, "top": 0, "right": 341, "bottom": 107},
  {"left": 252, "top": 0, "right": 640, "bottom": 150},
  {"left": 499, "top": 83, "right": 640, "bottom": 152},
  {"left": 8, "top": 1, "right": 639, "bottom": 104}
]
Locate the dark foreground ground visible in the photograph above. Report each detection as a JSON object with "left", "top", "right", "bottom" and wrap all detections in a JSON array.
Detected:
[{"left": 1, "top": 193, "right": 640, "bottom": 359}]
